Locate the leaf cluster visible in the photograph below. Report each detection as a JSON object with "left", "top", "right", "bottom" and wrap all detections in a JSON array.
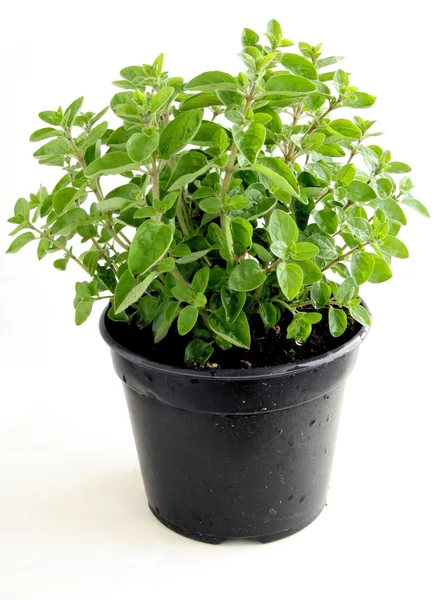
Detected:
[{"left": 7, "top": 21, "right": 429, "bottom": 365}]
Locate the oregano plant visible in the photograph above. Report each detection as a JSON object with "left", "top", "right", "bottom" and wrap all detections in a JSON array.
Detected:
[{"left": 7, "top": 19, "right": 429, "bottom": 366}]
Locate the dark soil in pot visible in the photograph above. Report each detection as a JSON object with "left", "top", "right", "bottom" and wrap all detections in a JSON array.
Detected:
[
  {"left": 107, "top": 308, "right": 361, "bottom": 369},
  {"left": 101, "top": 305, "right": 369, "bottom": 544}
]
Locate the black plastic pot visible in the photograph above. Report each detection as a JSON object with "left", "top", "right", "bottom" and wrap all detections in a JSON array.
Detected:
[{"left": 100, "top": 306, "right": 369, "bottom": 544}]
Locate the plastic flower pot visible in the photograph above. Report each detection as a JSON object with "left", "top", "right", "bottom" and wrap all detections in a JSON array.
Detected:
[{"left": 100, "top": 304, "right": 369, "bottom": 544}]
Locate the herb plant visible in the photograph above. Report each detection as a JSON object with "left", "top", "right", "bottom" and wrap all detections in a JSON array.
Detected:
[{"left": 7, "top": 19, "right": 429, "bottom": 365}]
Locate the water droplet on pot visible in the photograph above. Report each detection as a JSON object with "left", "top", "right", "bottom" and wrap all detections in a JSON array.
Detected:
[
  {"left": 269, "top": 508, "right": 276, "bottom": 517},
  {"left": 324, "top": 448, "right": 328, "bottom": 454},
  {"left": 122, "top": 375, "right": 127, "bottom": 383},
  {"left": 309, "top": 419, "right": 316, "bottom": 427},
  {"left": 327, "top": 415, "right": 330, "bottom": 422},
  {"left": 288, "top": 495, "right": 294, "bottom": 502},
  {"left": 278, "top": 429, "right": 283, "bottom": 435},
  {"left": 300, "top": 495, "right": 306, "bottom": 503}
]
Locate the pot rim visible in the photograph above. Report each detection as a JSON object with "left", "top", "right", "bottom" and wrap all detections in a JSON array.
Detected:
[{"left": 99, "top": 301, "right": 371, "bottom": 381}]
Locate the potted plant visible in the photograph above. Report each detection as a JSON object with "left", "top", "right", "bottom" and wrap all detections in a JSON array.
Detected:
[{"left": 7, "top": 19, "right": 428, "bottom": 544}]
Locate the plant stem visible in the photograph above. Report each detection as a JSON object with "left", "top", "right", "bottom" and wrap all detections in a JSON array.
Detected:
[
  {"left": 321, "top": 242, "right": 368, "bottom": 272},
  {"left": 219, "top": 83, "right": 257, "bottom": 258},
  {"left": 67, "top": 132, "right": 130, "bottom": 251},
  {"left": 172, "top": 267, "right": 189, "bottom": 286},
  {"left": 29, "top": 225, "right": 90, "bottom": 275}
]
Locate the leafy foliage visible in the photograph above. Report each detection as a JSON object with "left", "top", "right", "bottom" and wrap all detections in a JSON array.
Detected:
[{"left": 7, "top": 20, "right": 428, "bottom": 366}]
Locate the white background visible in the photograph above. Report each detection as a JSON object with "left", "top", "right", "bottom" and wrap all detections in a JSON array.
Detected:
[{"left": 1, "top": 1, "right": 433, "bottom": 598}]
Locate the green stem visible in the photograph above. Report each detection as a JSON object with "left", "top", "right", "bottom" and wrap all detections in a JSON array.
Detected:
[
  {"left": 322, "top": 242, "right": 368, "bottom": 272},
  {"left": 67, "top": 132, "right": 130, "bottom": 251},
  {"left": 30, "top": 225, "right": 90, "bottom": 275}
]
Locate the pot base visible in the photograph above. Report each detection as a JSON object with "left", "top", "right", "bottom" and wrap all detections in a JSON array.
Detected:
[{"left": 149, "top": 503, "right": 325, "bottom": 544}]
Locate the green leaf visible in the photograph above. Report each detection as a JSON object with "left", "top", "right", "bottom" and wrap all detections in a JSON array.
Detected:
[
  {"left": 191, "top": 266, "right": 210, "bottom": 294},
  {"left": 185, "top": 71, "right": 237, "bottom": 92},
  {"left": 253, "top": 158, "right": 300, "bottom": 197},
  {"left": 345, "top": 180, "right": 376, "bottom": 202},
  {"left": 228, "top": 259, "right": 266, "bottom": 291},
  {"left": 97, "top": 198, "right": 129, "bottom": 213},
  {"left": 172, "top": 285, "right": 194, "bottom": 303},
  {"left": 401, "top": 198, "right": 430, "bottom": 217},
  {"left": 343, "top": 92, "right": 376, "bottom": 109},
  {"left": 177, "top": 305, "right": 199, "bottom": 336},
  {"left": 199, "top": 197, "right": 222, "bottom": 213},
  {"left": 191, "top": 121, "right": 228, "bottom": 146},
  {"left": 314, "top": 209, "right": 338, "bottom": 234},
  {"left": 39, "top": 111, "right": 63, "bottom": 126},
  {"left": 268, "top": 209, "right": 298, "bottom": 245},
  {"left": 29, "top": 127, "right": 62, "bottom": 142},
  {"left": 336, "top": 277, "right": 359, "bottom": 305},
  {"left": 52, "top": 187, "right": 77, "bottom": 214},
  {"left": 351, "top": 251, "right": 375, "bottom": 284},
  {"left": 326, "top": 119, "right": 361, "bottom": 140},
  {"left": 14, "top": 198, "right": 30, "bottom": 220},
  {"left": 381, "top": 235, "right": 409, "bottom": 259},
  {"left": 290, "top": 242, "right": 319, "bottom": 260},
  {"left": 37, "top": 237, "right": 51, "bottom": 260},
  {"left": 290, "top": 259, "right": 322, "bottom": 284},
  {"left": 168, "top": 151, "right": 210, "bottom": 190},
  {"left": 233, "top": 122, "right": 266, "bottom": 164},
  {"left": 277, "top": 262, "right": 304, "bottom": 300},
  {"left": 159, "top": 109, "right": 204, "bottom": 158},
  {"left": 85, "top": 152, "right": 138, "bottom": 177},
  {"left": 337, "top": 164, "right": 356, "bottom": 186},
  {"left": 308, "top": 234, "right": 338, "bottom": 260},
  {"left": 230, "top": 186, "right": 275, "bottom": 221},
  {"left": 333, "top": 70, "right": 349, "bottom": 93},
  {"left": 230, "top": 217, "right": 253, "bottom": 256},
  {"left": 149, "top": 87, "right": 174, "bottom": 114},
  {"left": 281, "top": 53, "right": 318, "bottom": 79},
  {"left": 128, "top": 221, "right": 173, "bottom": 276},
  {"left": 259, "top": 302, "right": 281, "bottom": 329},
  {"left": 176, "top": 249, "right": 212, "bottom": 264},
  {"left": 221, "top": 287, "right": 246, "bottom": 323},
  {"left": 264, "top": 74, "right": 316, "bottom": 96},
  {"left": 75, "top": 299, "right": 92, "bottom": 326},
  {"left": 184, "top": 339, "right": 214, "bottom": 365},
  {"left": 270, "top": 241, "right": 289, "bottom": 260},
  {"left": 6, "top": 232, "right": 36, "bottom": 253},
  {"left": 347, "top": 217, "right": 372, "bottom": 242},
  {"left": 227, "top": 195, "right": 250, "bottom": 210},
  {"left": 126, "top": 131, "right": 159, "bottom": 163},
  {"left": 114, "top": 270, "right": 158, "bottom": 314},
  {"left": 33, "top": 138, "right": 70, "bottom": 160},
  {"left": 367, "top": 254, "right": 393, "bottom": 283},
  {"left": 137, "top": 295, "right": 159, "bottom": 327},
  {"left": 311, "top": 281, "right": 331, "bottom": 309},
  {"left": 242, "top": 28, "right": 259, "bottom": 46},
  {"left": 208, "top": 307, "right": 251, "bottom": 349},
  {"left": 385, "top": 162, "right": 411, "bottom": 174},
  {"left": 81, "top": 122, "right": 108, "bottom": 151},
  {"left": 64, "top": 96, "right": 84, "bottom": 126},
  {"left": 51, "top": 208, "right": 88, "bottom": 235},
  {"left": 328, "top": 307, "right": 347, "bottom": 337},
  {"left": 153, "top": 301, "right": 179, "bottom": 343},
  {"left": 153, "top": 191, "right": 178, "bottom": 214},
  {"left": 179, "top": 92, "right": 222, "bottom": 111},
  {"left": 266, "top": 19, "right": 282, "bottom": 46},
  {"left": 372, "top": 199, "right": 407, "bottom": 225},
  {"left": 349, "top": 304, "right": 371, "bottom": 326}
]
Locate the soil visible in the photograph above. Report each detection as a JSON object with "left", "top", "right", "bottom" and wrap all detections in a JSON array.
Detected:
[{"left": 107, "top": 308, "right": 362, "bottom": 370}]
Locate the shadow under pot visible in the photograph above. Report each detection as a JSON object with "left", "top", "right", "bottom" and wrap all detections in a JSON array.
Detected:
[{"left": 100, "top": 305, "right": 369, "bottom": 544}]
